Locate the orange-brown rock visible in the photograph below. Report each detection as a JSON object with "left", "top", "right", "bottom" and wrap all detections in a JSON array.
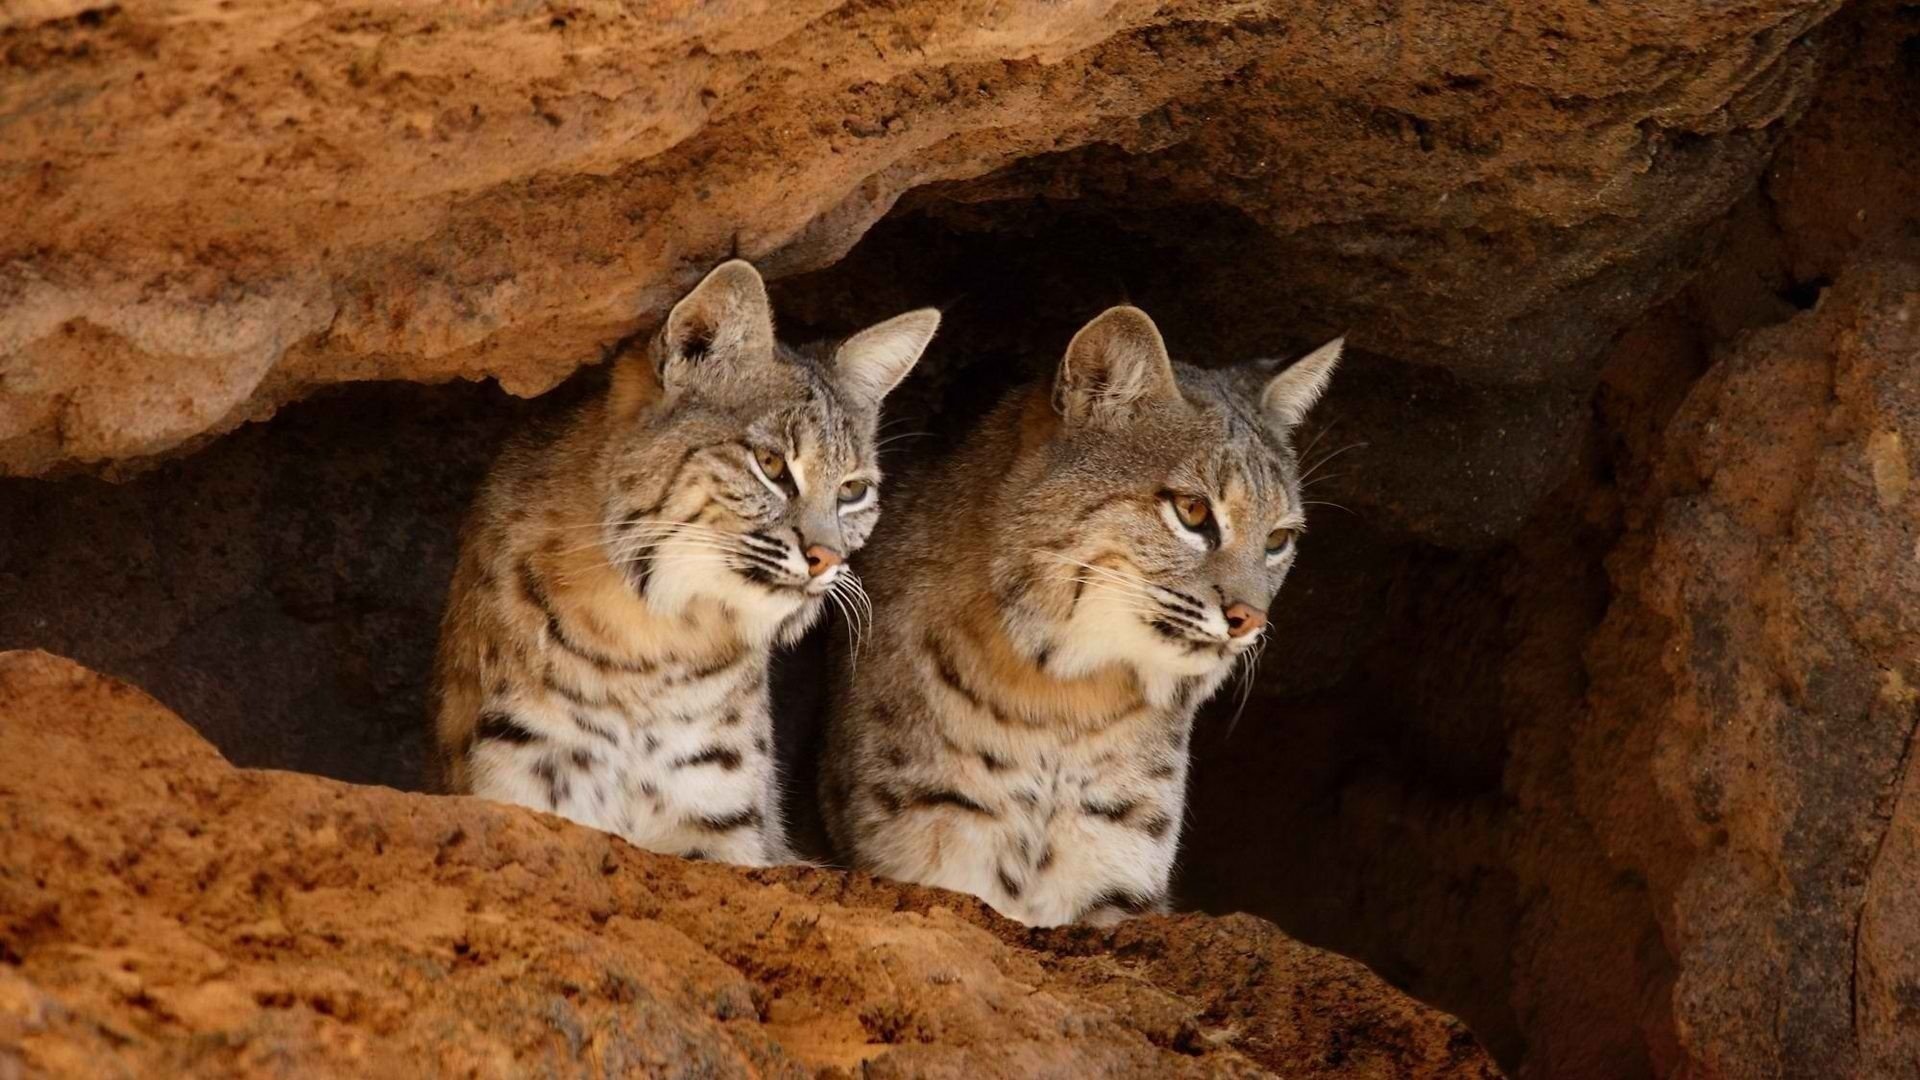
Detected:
[
  {"left": 1578, "top": 250, "right": 1920, "bottom": 1078},
  {"left": 0, "top": 650, "right": 1500, "bottom": 1078},
  {"left": 1, "top": 0, "right": 1839, "bottom": 476}
]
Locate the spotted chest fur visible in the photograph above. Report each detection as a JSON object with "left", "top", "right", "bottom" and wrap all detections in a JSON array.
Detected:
[{"left": 458, "top": 562, "right": 789, "bottom": 863}]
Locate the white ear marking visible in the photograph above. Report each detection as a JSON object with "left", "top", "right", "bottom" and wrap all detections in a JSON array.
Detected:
[
  {"left": 834, "top": 308, "right": 940, "bottom": 408},
  {"left": 1261, "top": 337, "right": 1343, "bottom": 429}
]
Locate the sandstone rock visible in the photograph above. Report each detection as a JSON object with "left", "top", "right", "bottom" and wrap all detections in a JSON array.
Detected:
[
  {"left": 1582, "top": 250, "right": 1920, "bottom": 1077},
  {"left": 1, "top": 0, "right": 1839, "bottom": 476},
  {"left": 0, "top": 650, "right": 1500, "bottom": 1078}
]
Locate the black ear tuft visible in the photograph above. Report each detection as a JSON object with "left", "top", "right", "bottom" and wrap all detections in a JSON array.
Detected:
[{"left": 679, "top": 326, "right": 712, "bottom": 365}]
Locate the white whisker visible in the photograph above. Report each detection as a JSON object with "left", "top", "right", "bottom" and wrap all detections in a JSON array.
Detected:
[
  {"left": 1298, "top": 441, "right": 1366, "bottom": 484},
  {"left": 1224, "top": 633, "right": 1267, "bottom": 738}
]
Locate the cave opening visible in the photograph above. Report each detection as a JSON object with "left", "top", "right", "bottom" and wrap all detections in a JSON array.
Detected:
[{"left": 0, "top": 193, "right": 1631, "bottom": 1073}]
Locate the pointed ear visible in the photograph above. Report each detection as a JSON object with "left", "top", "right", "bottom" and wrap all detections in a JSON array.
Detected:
[
  {"left": 656, "top": 259, "right": 775, "bottom": 389},
  {"left": 833, "top": 308, "right": 940, "bottom": 409},
  {"left": 1055, "top": 306, "right": 1182, "bottom": 428},
  {"left": 1260, "top": 337, "right": 1343, "bottom": 430}
]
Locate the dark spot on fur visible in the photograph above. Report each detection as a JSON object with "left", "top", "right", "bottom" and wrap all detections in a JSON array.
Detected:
[
  {"left": 675, "top": 746, "right": 743, "bottom": 771},
  {"left": 1083, "top": 799, "right": 1138, "bottom": 823},
  {"left": 570, "top": 711, "right": 618, "bottom": 743},
  {"left": 871, "top": 785, "right": 903, "bottom": 815},
  {"left": 475, "top": 712, "right": 540, "bottom": 745},
  {"left": 1149, "top": 618, "right": 1187, "bottom": 642},
  {"left": 1141, "top": 813, "right": 1175, "bottom": 841},
  {"left": 912, "top": 789, "right": 992, "bottom": 815},
  {"left": 997, "top": 868, "right": 1022, "bottom": 898},
  {"left": 1085, "top": 888, "right": 1157, "bottom": 917},
  {"left": 693, "top": 806, "right": 763, "bottom": 833},
  {"left": 531, "top": 757, "right": 570, "bottom": 808},
  {"left": 978, "top": 750, "right": 1009, "bottom": 772}
]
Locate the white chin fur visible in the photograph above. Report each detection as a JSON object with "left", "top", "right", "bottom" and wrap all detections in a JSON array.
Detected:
[
  {"left": 641, "top": 535, "right": 812, "bottom": 644},
  {"left": 1045, "top": 584, "right": 1233, "bottom": 686}
]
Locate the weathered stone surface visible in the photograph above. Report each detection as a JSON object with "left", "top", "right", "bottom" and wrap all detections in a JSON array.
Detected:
[
  {"left": 1581, "top": 250, "right": 1920, "bottom": 1077},
  {"left": 1, "top": 0, "right": 1839, "bottom": 476},
  {"left": 0, "top": 650, "right": 1500, "bottom": 1078}
]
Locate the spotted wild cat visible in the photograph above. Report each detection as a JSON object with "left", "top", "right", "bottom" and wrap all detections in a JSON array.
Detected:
[
  {"left": 819, "top": 305, "right": 1340, "bottom": 923},
  {"left": 433, "top": 259, "right": 938, "bottom": 865}
]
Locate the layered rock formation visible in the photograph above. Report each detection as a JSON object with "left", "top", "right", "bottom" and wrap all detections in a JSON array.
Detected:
[
  {"left": 3, "top": 0, "right": 1837, "bottom": 487},
  {"left": 0, "top": 651, "right": 1498, "bottom": 1078}
]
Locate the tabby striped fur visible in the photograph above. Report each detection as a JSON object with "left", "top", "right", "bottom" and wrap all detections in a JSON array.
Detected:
[
  {"left": 820, "top": 305, "right": 1339, "bottom": 923},
  {"left": 433, "top": 260, "right": 936, "bottom": 865}
]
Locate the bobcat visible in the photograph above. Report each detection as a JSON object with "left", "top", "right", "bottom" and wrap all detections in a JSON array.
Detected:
[
  {"left": 433, "top": 260, "right": 938, "bottom": 865},
  {"left": 819, "top": 305, "right": 1339, "bottom": 924}
]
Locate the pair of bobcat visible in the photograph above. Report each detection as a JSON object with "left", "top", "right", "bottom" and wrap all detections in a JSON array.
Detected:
[{"left": 432, "top": 260, "right": 1340, "bottom": 928}]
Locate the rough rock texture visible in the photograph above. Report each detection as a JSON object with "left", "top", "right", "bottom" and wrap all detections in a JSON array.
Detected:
[
  {"left": 2, "top": 0, "right": 1839, "bottom": 481},
  {"left": 1582, "top": 250, "right": 1920, "bottom": 1078},
  {"left": 0, "top": 650, "right": 1499, "bottom": 1079}
]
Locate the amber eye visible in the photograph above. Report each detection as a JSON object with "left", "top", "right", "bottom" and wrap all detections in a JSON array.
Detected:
[
  {"left": 754, "top": 448, "right": 787, "bottom": 480},
  {"left": 1266, "top": 526, "right": 1297, "bottom": 554},
  {"left": 839, "top": 479, "right": 872, "bottom": 504},
  {"left": 1171, "top": 493, "right": 1211, "bottom": 530}
]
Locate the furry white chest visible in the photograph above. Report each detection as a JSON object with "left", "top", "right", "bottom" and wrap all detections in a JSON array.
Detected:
[
  {"left": 874, "top": 723, "right": 1190, "bottom": 928},
  {"left": 467, "top": 667, "right": 780, "bottom": 865}
]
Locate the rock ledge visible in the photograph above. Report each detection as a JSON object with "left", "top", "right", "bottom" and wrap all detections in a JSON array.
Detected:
[{"left": 0, "top": 650, "right": 1497, "bottom": 1078}]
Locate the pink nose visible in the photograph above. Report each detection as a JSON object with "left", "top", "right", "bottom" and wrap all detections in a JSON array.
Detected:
[
  {"left": 1224, "top": 601, "right": 1267, "bottom": 639},
  {"left": 805, "top": 545, "right": 843, "bottom": 578}
]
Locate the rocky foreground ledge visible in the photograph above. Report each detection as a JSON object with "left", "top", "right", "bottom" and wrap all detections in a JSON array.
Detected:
[{"left": 0, "top": 651, "right": 1497, "bottom": 1078}]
